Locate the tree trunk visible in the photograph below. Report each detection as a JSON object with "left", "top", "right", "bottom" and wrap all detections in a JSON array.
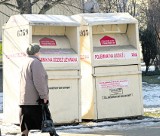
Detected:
[
  {"left": 16, "top": 0, "right": 32, "bottom": 14},
  {"left": 39, "top": 0, "right": 64, "bottom": 14}
]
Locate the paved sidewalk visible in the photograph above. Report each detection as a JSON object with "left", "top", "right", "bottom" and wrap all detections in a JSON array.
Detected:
[
  {"left": 59, "top": 134, "right": 124, "bottom": 136},
  {"left": 1, "top": 112, "right": 160, "bottom": 136},
  {"left": 29, "top": 132, "right": 114, "bottom": 136},
  {"left": 1, "top": 122, "right": 160, "bottom": 136},
  {"left": 29, "top": 131, "right": 121, "bottom": 136},
  {"left": 29, "top": 122, "right": 160, "bottom": 136},
  {"left": 0, "top": 70, "right": 2, "bottom": 92},
  {"left": 70, "top": 122, "right": 160, "bottom": 136}
]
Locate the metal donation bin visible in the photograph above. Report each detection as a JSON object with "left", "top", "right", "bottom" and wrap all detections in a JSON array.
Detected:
[
  {"left": 3, "top": 14, "right": 81, "bottom": 124},
  {"left": 72, "top": 13, "right": 143, "bottom": 120}
]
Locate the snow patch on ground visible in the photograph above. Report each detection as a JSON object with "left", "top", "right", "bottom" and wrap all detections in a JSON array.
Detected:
[
  {"left": 143, "top": 82, "right": 160, "bottom": 108},
  {"left": 0, "top": 92, "right": 2, "bottom": 112}
]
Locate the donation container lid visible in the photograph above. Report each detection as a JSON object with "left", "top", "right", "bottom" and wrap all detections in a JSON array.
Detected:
[
  {"left": 72, "top": 13, "right": 138, "bottom": 26},
  {"left": 5, "top": 14, "right": 80, "bottom": 28}
]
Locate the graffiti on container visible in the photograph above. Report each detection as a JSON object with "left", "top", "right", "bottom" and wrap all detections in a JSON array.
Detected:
[
  {"left": 94, "top": 51, "right": 138, "bottom": 60},
  {"left": 80, "top": 54, "right": 90, "bottom": 60},
  {"left": 5, "top": 53, "right": 27, "bottom": 59},
  {"left": 102, "top": 93, "right": 133, "bottom": 99},
  {"left": 49, "top": 86, "right": 70, "bottom": 90}
]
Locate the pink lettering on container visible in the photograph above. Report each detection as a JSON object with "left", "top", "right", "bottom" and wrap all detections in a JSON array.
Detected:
[
  {"left": 40, "top": 56, "right": 78, "bottom": 63},
  {"left": 100, "top": 36, "right": 116, "bottom": 46},
  {"left": 99, "top": 80, "right": 129, "bottom": 89},
  {"left": 94, "top": 51, "right": 138, "bottom": 60},
  {"left": 39, "top": 37, "right": 56, "bottom": 46}
]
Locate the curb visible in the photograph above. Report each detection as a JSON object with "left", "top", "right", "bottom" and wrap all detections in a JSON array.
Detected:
[
  {"left": 29, "top": 130, "right": 111, "bottom": 136},
  {"left": 56, "top": 118, "right": 160, "bottom": 131}
]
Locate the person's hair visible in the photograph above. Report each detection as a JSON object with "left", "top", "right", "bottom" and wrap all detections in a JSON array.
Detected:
[{"left": 26, "top": 43, "right": 40, "bottom": 55}]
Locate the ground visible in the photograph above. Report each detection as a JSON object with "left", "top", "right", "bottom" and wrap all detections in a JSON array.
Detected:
[{"left": 0, "top": 70, "right": 2, "bottom": 92}]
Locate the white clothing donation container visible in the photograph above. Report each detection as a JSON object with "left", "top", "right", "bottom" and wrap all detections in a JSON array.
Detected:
[
  {"left": 3, "top": 14, "right": 81, "bottom": 124},
  {"left": 72, "top": 13, "right": 143, "bottom": 120}
]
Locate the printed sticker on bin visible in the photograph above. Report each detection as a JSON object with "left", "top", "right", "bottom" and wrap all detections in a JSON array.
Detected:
[
  {"left": 100, "top": 36, "right": 116, "bottom": 46},
  {"left": 39, "top": 37, "right": 56, "bottom": 46}
]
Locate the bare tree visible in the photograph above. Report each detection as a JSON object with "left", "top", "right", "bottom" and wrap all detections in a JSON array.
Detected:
[
  {"left": 97, "top": 0, "right": 139, "bottom": 16},
  {"left": 147, "top": 0, "right": 160, "bottom": 71},
  {"left": 38, "top": 0, "right": 65, "bottom": 14},
  {"left": 84, "top": 0, "right": 100, "bottom": 13},
  {"left": 0, "top": 0, "right": 83, "bottom": 14},
  {"left": 95, "top": 0, "right": 147, "bottom": 28},
  {"left": 140, "top": 28, "right": 157, "bottom": 74}
]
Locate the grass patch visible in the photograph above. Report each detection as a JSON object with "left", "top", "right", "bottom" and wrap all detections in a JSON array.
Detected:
[
  {"left": 142, "top": 70, "right": 160, "bottom": 84},
  {"left": 0, "top": 42, "right": 2, "bottom": 62},
  {"left": 142, "top": 71, "right": 160, "bottom": 118},
  {"left": 0, "top": 43, "right": 2, "bottom": 52},
  {"left": 142, "top": 75, "right": 160, "bottom": 84},
  {"left": 144, "top": 111, "right": 160, "bottom": 118}
]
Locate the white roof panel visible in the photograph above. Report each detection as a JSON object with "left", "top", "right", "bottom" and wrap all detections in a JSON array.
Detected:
[
  {"left": 23, "top": 14, "right": 80, "bottom": 26},
  {"left": 5, "top": 14, "right": 80, "bottom": 28},
  {"left": 72, "top": 13, "right": 138, "bottom": 26}
]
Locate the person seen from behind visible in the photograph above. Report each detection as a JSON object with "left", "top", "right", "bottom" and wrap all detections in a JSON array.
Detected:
[{"left": 19, "top": 43, "right": 58, "bottom": 136}]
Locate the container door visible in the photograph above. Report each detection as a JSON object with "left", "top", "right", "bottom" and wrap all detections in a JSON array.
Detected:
[
  {"left": 94, "top": 65, "right": 143, "bottom": 119},
  {"left": 47, "top": 70, "right": 80, "bottom": 124}
]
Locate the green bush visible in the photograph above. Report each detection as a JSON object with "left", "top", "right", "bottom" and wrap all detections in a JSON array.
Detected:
[
  {"left": 142, "top": 70, "right": 160, "bottom": 76},
  {"left": 0, "top": 43, "right": 2, "bottom": 55},
  {"left": 142, "top": 75, "right": 160, "bottom": 84},
  {"left": 0, "top": 43, "right": 2, "bottom": 62}
]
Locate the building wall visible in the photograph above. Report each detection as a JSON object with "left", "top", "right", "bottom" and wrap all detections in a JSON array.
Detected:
[{"left": 0, "top": 0, "right": 83, "bottom": 40}]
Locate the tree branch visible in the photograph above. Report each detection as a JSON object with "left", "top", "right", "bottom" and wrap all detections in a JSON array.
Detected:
[
  {"left": 58, "top": 2, "right": 83, "bottom": 12},
  {"left": 39, "top": 0, "right": 65, "bottom": 14},
  {"left": 31, "top": 0, "right": 40, "bottom": 6},
  {"left": 0, "top": 0, "right": 10, "bottom": 4},
  {"left": 0, "top": 10, "right": 10, "bottom": 17},
  {"left": 0, "top": 1, "right": 18, "bottom": 9}
]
